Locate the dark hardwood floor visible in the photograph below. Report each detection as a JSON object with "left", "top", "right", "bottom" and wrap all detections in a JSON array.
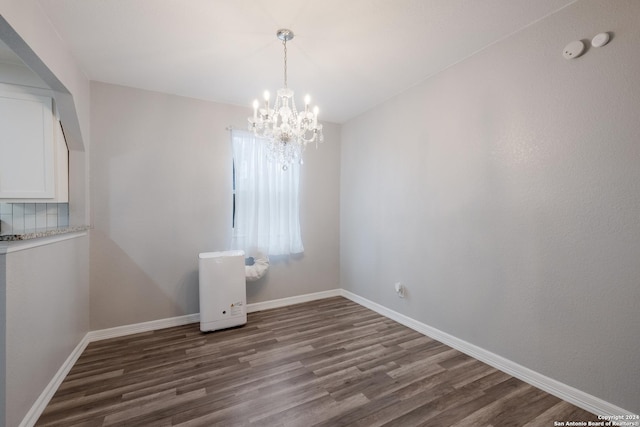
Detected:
[{"left": 36, "top": 297, "right": 599, "bottom": 426}]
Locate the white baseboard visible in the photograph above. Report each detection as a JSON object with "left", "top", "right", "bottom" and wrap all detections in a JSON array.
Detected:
[
  {"left": 339, "top": 289, "right": 633, "bottom": 418},
  {"left": 22, "top": 288, "right": 631, "bottom": 427},
  {"left": 246, "top": 289, "right": 342, "bottom": 313},
  {"left": 19, "top": 334, "right": 91, "bottom": 427},
  {"left": 19, "top": 313, "right": 201, "bottom": 427},
  {"left": 20, "top": 289, "right": 342, "bottom": 426},
  {"left": 79, "top": 288, "right": 342, "bottom": 343},
  {"left": 86, "top": 313, "right": 200, "bottom": 342}
]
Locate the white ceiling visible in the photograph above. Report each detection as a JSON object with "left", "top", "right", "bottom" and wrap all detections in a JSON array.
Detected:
[{"left": 35, "top": 0, "right": 577, "bottom": 123}]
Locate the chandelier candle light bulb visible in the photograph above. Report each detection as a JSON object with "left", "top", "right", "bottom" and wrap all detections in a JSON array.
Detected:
[
  {"left": 304, "top": 94, "right": 311, "bottom": 113},
  {"left": 248, "top": 29, "right": 324, "bottom": 168}
]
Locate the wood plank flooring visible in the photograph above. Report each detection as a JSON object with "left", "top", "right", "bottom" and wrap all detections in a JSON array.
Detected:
[{"left": 36, "top": 297, "right": 600, "bottom": 426}]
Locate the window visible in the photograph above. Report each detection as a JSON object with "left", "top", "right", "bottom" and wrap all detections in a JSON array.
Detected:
[{"left": 231, "top": 130, "right": 304, "bottom": 256}]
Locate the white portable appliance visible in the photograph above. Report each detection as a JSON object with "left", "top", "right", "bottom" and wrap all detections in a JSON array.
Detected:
[{"left": 198, "top": 250, "right": 247, "bottom": 332}]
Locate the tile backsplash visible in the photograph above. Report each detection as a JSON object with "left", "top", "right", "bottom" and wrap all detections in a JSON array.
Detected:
[{"left": 0, "top": 202, "right": 69, "bottom": 235}]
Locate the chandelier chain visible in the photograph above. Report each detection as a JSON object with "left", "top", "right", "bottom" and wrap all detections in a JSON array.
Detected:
[{"left": 283, "top": 39, "right": 288, "bottom": 88}]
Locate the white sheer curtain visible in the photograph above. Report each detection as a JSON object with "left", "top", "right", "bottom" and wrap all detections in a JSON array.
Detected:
[{"left": 231, "top": 130, "right": 304, "bottom": 256}]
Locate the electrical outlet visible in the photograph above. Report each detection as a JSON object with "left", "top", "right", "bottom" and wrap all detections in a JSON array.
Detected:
[{"left": 394, "top": 282, "right": 405, "bottom": 298}]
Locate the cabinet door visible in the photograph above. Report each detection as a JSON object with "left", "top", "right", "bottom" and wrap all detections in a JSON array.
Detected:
[{"left": 0, "top": 90, "right": 55, "bottom": 198}]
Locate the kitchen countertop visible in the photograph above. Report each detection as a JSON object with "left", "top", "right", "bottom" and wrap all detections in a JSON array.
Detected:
[{"left": 0, "top": 225, "right": 90, "bottom": 241}]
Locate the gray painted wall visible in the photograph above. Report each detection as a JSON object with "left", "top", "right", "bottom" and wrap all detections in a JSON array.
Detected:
[
  {"left": 340, "top": 0, "right": 640, "bottom": 414},
  {"left": 89, "top": 82, "right": 340, "bottom": 329},
  {"left": 4, "top": 236, "right": 90, "bottom": 427}
]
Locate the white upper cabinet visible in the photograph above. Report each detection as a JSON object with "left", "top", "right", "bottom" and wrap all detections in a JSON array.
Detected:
[{"left": 0, "top": 84, "right": 68, "bottom": 201}]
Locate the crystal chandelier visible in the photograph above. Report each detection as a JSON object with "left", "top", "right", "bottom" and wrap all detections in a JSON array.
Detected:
[{"left": 248, "top": 29, "right": 323, "bottom": 169}]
